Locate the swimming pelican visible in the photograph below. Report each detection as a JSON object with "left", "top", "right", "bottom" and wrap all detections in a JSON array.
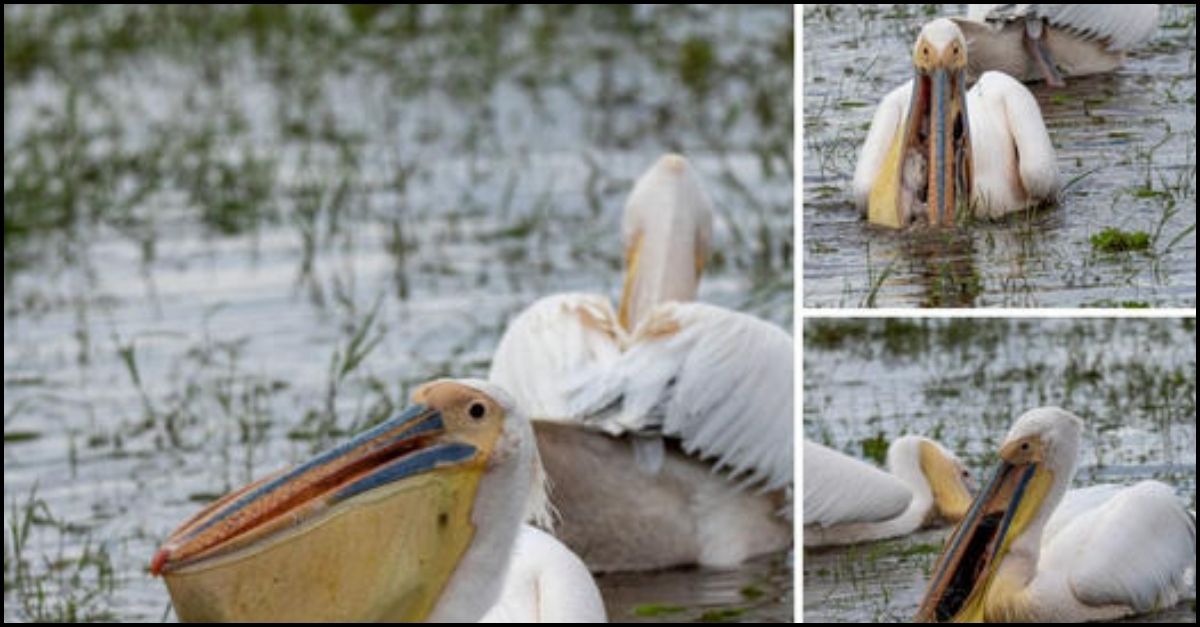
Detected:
[
  {"left": 151, "top": 379, "right": 604, "bottom": 623},
  {"left": 953, "top": 5, "right": 1160, "bottom": 86},
  {"left": 916, "top": 407, "right": 1196, "bottom": 622},
  {"left": 853, "top": 18, "right": 1059, "bottom": 228},
  {"left": 490, "top": 155, "right": 792, "bottom": 571},
  {"left": 804, "top": 437, "right": 974, "bottom": 547}
]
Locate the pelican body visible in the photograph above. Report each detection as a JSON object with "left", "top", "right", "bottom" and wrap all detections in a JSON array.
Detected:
[
  {"left": 151, "top": 379, "right": 602, "bottom": 623},
  {"left": 854, "top": 18, "right": 1059, "bottom": 227},
  {"left": 954, "top": 5, "right": 1160, "bottom": 86},
  {"left": 916, "top": 407, "right": 1196, "bottom": 622},
  {"left": 490, "top": 154, "right": 793, "bottom": 571},
  {"left": 804, "top": 437, "right": 974, "bottom": 547}
]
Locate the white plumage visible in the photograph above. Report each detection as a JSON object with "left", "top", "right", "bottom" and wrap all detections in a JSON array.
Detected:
[
  {"left": 1042, "top": 481, "right": 1195, "bottom": 616},
  {"left": 804, "top": 436, "right": 973, "bottom": 547},
  {"left": 493, "top": 294, "right": 793, "bottom": 493},
  {"left": 480, "top": 525, "right": 607, "bottom": 623},
  {"left": 803, "top": 440, "right": 911, "bottom": 528},
  {"left": 968, "top": 5, "right": 1159, "bottom": 52},
  {"left": 955, "top": 5, "right": 1159, "bottom": 84}
]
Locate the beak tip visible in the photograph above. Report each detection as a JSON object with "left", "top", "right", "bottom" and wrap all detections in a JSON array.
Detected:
[{"left": 150, "top": 547, "right": 171, "bottom": 577}]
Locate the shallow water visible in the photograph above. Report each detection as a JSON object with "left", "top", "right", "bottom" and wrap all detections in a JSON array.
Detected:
[
  {"left": 803, "top": 318, "right": 1197, "bottom": 622},
  {"left": 803, "top": 4, "right": 1197, "bottom": 308},
  {"left": 3, "top": 5, "right": 793, "bottom": 622}
]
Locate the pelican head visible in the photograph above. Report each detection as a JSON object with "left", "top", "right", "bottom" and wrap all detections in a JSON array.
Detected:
[
  {"left": 915, "top": 407, "right": 1082, "bottom": 622},
  {"left": 869, "top": 18, "right": 974, "bottom": 228},
  {"left": 618, "top": 153, "right": 714, "bottom": 331},
  {"left": 151, "top": 379, "right": 537, "bottom": 623},
  {"left": 889, "top": 436, "right": 975, "bottom": 525}
]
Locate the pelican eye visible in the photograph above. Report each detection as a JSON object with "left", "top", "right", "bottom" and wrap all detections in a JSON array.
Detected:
[
  {"left": 1021, "top": 442, "right": 1030, "bottom": 451},
  {"left": 468, "top": 401, "right": 486, "bottom": 420}
]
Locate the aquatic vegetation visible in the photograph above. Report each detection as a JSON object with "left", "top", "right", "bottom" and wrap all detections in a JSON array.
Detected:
[{"left": 1091, "top": 227, "right": 1152, "bottom": 253}]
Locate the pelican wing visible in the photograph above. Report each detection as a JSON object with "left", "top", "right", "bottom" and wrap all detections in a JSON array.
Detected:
[
  {"left": 970, "top": 4, "right": 1159, "bottom": 51},
  {"left": 489, "top": 293, "right": 625, "bottom": 421},
  {"left": 492, "top": 297, "right": 793, "bottom": 492},
  {"left": 1042, "top": 484, "right": 1122, "bottom": 544},
  {"left": 802, "top": 440, "right": 912, "bottom": 527},
  {"left": 972, "top": 71, "right": 1059, "bottom": 202},
  {"left": 570, "top": 302, "right": 793, "bottom": 491},
  {"left": 1050, "top": 481, "right": 1196, "bottom": 612}
]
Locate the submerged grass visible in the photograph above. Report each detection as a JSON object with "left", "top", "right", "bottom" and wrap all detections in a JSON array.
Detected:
[{"left": 5, "top": 488, "right": 117, "bottom": 622}]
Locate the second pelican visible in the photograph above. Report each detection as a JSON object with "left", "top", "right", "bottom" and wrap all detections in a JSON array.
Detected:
[
  {"left": 804, "top": 437, "right": 974, "bottom": 547},
  {"left": 953, "top": 5, "right": 1160, "bottom": 86},
  {"left": 490, "top": 155, "right": 792, "bottom": 571},
  {"left": 854, "top": 18, "right": 1059, "bottom": 228}
]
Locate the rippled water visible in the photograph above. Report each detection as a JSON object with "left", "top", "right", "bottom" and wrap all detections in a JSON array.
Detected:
[
  {"left": 3, "top": 5, "right": 793, "bottom": 622},
  {"left": 803, "top": 4, "right": 1197, "bottom": 308},
  {"left": 803, "top": 317, "right": 1197, "bottom": 622}
]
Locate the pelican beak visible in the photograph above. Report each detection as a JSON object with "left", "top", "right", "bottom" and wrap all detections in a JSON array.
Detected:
[
  {"left": 869, "top": 56, "right": 973, "bottom": 228},
  {"left": 618, "top": 230, "right": 643, "bottom": 331},
  {"left": 151, "top": 385, "right": 497, "bottom": 622},
  {"left": 914, "top": 438, "right": 1052, "bottom": 622}
]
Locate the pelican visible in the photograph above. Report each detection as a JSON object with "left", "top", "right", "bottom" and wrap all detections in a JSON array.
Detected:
[
  {"left": 853, "top": 18, "right": 1059, "bottom": 228},
  {"left": 480, "top": 525, "right": 606, "bottom": 623},
  {"left": 489, "top": 154, "right": 792, "bottom": 571},
  {"left": 151, "top": 379, "right": 605, "bottom": 623},
  {"left": 952, "top": 5, "right": 1160, "bottom": 86},
  {"left": 916, "top": 407, "right": 1196, "bottom": 622},
  {"left": 804, "top": 437, "right": 975, "bottom": 547}
]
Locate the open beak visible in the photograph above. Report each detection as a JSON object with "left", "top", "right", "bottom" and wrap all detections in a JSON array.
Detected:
[
  {"left": 869, "top": 66, "right": 973, "bottom": 228},
  {"left": 152, "top": 403, "right": 486, "bottom": 622},
  {"left": 914, "top": 455, "right": 1051, "bottom": 622}
]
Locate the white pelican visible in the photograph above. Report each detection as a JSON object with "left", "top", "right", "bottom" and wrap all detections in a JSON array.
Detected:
[
  {"left": 489, "top": 155, "right": 792, "bottom": 571},
  {"left": 953, "top": 5, "right": 1160, "bottom": 86},
  {"left": 804, "top": 436, "right": 974, "bottom": 547},
  {"left": 916, "top": 407, "right": 1196, "bottom": 622},
  {"left": 853, "top": 18, "right": 1059, "bottom": 228},
  {"left": 151, "top": 379, "right": 604, "bottom": 623}
]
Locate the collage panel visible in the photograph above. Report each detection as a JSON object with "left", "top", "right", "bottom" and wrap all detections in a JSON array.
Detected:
[
  {"left": 803, "top": 4, "right": 1196, "bottom": 308},
  {"left": 3, "top": 4, "right": 794, "bottom": 624},
  {"left": 802, "top": 317, "right": 1197, "bottom": 622}
]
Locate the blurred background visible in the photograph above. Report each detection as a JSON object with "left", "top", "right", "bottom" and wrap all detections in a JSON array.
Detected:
[
  {"left": 803, "top": 317, "right": 1196, "bottom": 622},
  {"left": 3, "top": 5, "right": 793, "bottom": 622}
]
